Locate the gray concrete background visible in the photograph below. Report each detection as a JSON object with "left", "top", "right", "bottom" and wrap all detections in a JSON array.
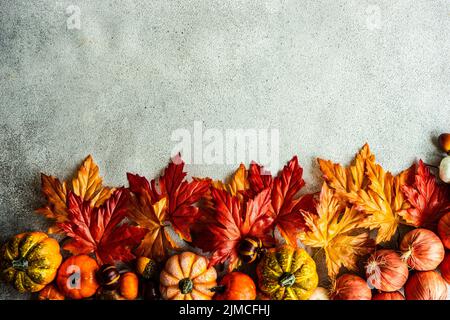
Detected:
[{"left": 1, "top": 0, "right": 449, "bottom": 299}]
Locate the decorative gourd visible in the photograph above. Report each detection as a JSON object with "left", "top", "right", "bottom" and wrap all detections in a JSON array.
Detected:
[
  {"left": 160, "top": 252, "right": 217, "bottom": 300},
  {"left": 213, "top": 272, "right": 256, "bottom": 300},
  {"left": 97, "top": 264, "right": 120, "bottom": 290},
  {"left": 56, "top": 255, "right": 99, "bottom": 299},
  {"left": 0, "top": 232, "right": 62, "bottom": 293},
  {"left": 256, "top": 246, "right": 318, "bottom": 300},
  {"left": 119, "top": 272, "right": 139, "bottom": 300},
  {"left": 37, "top": 284, "right": 65, "bottom": 300},
  {"left": 238, "top": 237, "right": 263, "bottom": 264},
  {"left": 136, "top": 257, "right": 158, "bottom": 280}
]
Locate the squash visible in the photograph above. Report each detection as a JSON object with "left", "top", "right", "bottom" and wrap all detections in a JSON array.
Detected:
[
  {"left": 136, "top": 257, "right": 158, "bottom": 280},
  {"left": 38, "top": 284, "right": 65, "bottom": 300},
  {"left": 256, "top": 245, "right": 318, "bottom": 300},
  {"left": 0, "top": 232, "right": 62, "bottom": 293},
  {"left": 160, "top": 252, "right": 217, "bottom": 300},
  {"left": 97, "top": 264, "right": 120, "bottom": 290},
  {"left": 56, "top": 255, "right": 99, "bottom": 299},
  {"left": 119, "top": 272, "right": 139, "bottom": 300},
  {"left": 213, "top": 272, "right": 256, "bottom": 300}
]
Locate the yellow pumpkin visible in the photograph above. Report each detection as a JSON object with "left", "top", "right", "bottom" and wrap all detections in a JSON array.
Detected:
[
  {"left": 160, "top": 252, "right": 217, "bottom": 300},
  {"left": 256, "top": 246, "right": 318, "bottom": 300},
  {"left": 0, "top": 232, "right": 62, "bottom": 293}
]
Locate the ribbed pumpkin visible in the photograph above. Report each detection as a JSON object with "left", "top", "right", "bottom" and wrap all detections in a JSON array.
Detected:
[
  {"left": 160, "top": 252, "right": 217, "bottom": 300},
  {"left": 0, "top": 232, "right": 62, "bottom": 293},
  {"left": 256, "top": 246, "right": 318, "bottom": 300}
]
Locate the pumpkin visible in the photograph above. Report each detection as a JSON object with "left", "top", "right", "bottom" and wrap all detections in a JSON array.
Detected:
[
  {"left": 160, "top": 252, "right": 217, "bottom": 300},
  {"left": 97, "top": 264, "right": 120, "bottom": 290},
  {"left": 213, "top": 272, "right": 256, "bottom": 300},
  {"left": 38, "top": 284, "right": 65, "bottom": 300},
  {"left": 56, "top": 255, "right": 99, "bottom": 299},
  {"left": 119, "top": 272, "right": 139, "bottom": 300},
  {"left": 136, "top": 257, "right": 158, "bottom": 280},
  {"left": 0, "top": 232, "right": 62, "bottom": 293},
  {"left": 256, "top": 246, "right": 318, "bottom": 300}
]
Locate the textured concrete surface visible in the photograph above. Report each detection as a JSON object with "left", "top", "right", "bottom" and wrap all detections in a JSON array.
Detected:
[{"left": 1, "top": 0, "right": 449, "bottom": 299}]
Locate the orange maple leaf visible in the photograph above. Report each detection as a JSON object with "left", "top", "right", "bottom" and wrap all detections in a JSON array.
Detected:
[{"left": 36, "top": 155, "right": 114, "bottom": 233}]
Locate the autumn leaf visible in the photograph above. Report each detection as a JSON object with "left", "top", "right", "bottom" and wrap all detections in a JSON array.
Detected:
[
  {"left": 352, "top": 161, "right": 413, "bottom": 243},
  {"left": 300, "top": 184, "right": 374, "bottom": 278},
  {"left": 319, "top": 144, "right": 413, "bottom": 244},
  {"left": 127, "top": 193, "right": 180, "bottom": 261},
  {"left": 400, "top": 160, "right": 450, "bottom": 229},
  {"left": 72, "top": 155, "right": 114, "bottom": 207},
  {"left": 246, "top": 156, "right": 315, "bottom": 246},
  {"left": 127, "top": 155, "right": 209, "bottom": 259},
  {"left": 318, "top": 143, "right": 374, "bottom": 202},
  {"left": 36, "top": 174, "right": 68, "bottom": 221},
  {"left": 36, "top": 155, "right": 114, "bottom": 233},
  {"left": 212, "top": 163, "right": 249, "bottom": 198},
  {"left": 195, "top": 188, "right": 274, "bottom": 272},
  {"left": 59, "top": 188, "right": 146, "bottom": 264}
]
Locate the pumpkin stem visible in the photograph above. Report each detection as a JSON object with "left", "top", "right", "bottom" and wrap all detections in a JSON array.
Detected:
[
  {"left": 12, "top": 258, "right": 29, "bottom": 271},
  {"left": 210, "top": 285, "right": 226, "bottom": 294},
  {"left": 179, "top": 278, "right": 193, "bottom": 294},
  {"left": 279, "top": 272, "right": 295, "bottom": 287}
]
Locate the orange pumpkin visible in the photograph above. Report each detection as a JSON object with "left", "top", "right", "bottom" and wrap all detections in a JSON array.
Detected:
[
  {"left": 213, "top": 272, "right": 256, "bottom": 300},
  {"left": 56, "top": 255, "right": 99, "bottom": 299},
  {"left": 38, "top": 284, "right": 65, "bottom": 300},
  {"left": 160, "top": 252, "right": 217, "bottom": 300},
  {"left": 119, "top": 272, "right": 139, "bottom": 300}
]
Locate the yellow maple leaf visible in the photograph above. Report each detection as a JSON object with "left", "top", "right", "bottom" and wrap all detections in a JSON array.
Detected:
[
  {"left": 72, "top": 155, "right": 114, "bottom": 207},
  {"left": 36, "top": 155, "right": 114, "bottom": 233},
  {"left": 318, "top": 143, "right": 374, "bottom": 202},
  {"left": 300, "top": 184, "right": 373, "bottom": 279},
  {"left": 128, "top": 194, "right": 181, "bottom": 261},
  {"left": 353, "top": 161, "right": 412, "bottom": 243},
  {"left": 212, "top": 163, "right": 248, "bottom": 198}
]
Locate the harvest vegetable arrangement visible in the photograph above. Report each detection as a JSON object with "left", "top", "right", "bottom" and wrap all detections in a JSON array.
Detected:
[{"left": 1, "top": 134, "right": 450, "bottom": 301}]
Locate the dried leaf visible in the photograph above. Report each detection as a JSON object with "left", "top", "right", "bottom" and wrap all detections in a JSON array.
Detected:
[
  {"left": 301, "top": 184, "right": 373, "bottom": 278},
  {"left": 400, "top": 160, "right": 450, "bottom": 229}
]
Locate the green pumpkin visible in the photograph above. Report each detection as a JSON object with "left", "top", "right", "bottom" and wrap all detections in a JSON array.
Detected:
[
  {"left": 0, "top": 232, "right": 62, "bottom": 293},
  {"left": 257, "top": 245, "right": 318, "bottom": 300}
]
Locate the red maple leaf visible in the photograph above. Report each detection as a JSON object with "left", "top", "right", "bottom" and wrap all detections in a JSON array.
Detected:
[
  {"left": 400, "top": 160, "right": 450, "bottom": 229},
  {"left": 195, "top": 187, "right": 274, "bottom": 271},
  {"left": 59, "top": 188, "right": 146, "bottom": 264},
  {"left": 127, "top": 154, "right": 209, "bottom": 241},
  {"left": 246, "top": 156, "right": 316, "bottom": 246}
]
